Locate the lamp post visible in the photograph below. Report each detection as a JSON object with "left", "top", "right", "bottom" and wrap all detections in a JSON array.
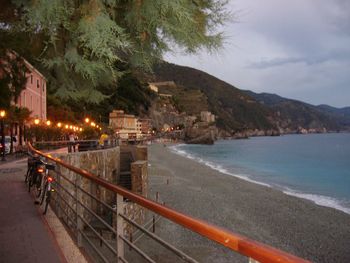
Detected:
[{"left": 1, "top": 110, "right": 6, "bottom": 161}]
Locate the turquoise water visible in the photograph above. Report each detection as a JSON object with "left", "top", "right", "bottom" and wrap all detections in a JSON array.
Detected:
[{"left": 170, "top": 133, "right": 350, "bottom": 214}]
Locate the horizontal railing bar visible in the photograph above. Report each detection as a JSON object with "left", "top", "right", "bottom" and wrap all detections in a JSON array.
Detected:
[
  {"left": 29, "top": 143, "right": 310, "bottom": 263},
  {"left": 76, "top": 198, "right": 116, "bottom": 234},
  {"left": 53, "top": 189, "right": 78, "bottom": 227},
  {"left": 53, "top": 181, "right": 79, "bottom": 203},
  {"left": 120, "top": 214, "right": 198, "bottom": 263},
  {"left": 76, "top": 182, "right": 116, "bottom": 213},
  {"left": 118, "top": 256, "right": 129, "bottom": 263},
  {"left": 119, "top": 235, "right": 156, "bottom": 263},
  {"left": 54, "top": 170, "right": 76, "bottom": 187},
  {"left": 56, "top": 166, "right": 117, "bottom": 214},
  {"left": 133, "top": 215, "right": 162, "bottom": 244},
  {"left": 79, "top": 215, "right": 117, "bottom": 255},
  {"left": 54, "top": 181, "right": 116, "bottom": 234},
  {"left": 79, "top": 230, "right": 110, "bottom": 263}
]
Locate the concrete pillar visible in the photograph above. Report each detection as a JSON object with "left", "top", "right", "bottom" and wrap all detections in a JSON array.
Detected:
[
  {"left": 131, "top": 161, "right": 148, "bottom": 197},
  {"left": 135, "top": 146, "right": 148, "bottom": 161}
]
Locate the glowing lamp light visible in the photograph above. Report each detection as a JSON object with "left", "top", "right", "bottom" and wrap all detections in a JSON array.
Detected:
[
  {"left": 34, "top": 119, "right": 40, "bottom": 125},
  {"left": 47, "top": 177, "right": 54, "bottom": 183},
  {"left": 57, "top": 122, "right": 62, "bottom": 128},
  {"left": 65, "top": 124, "right": 69, "bottom": 129},
  {"left": 46, "top": 120, "right": 51, "bottom": 126},
  {"left": 85, "top": 118, "right": 90, "bottom": 123},
  {"left": 69, "top": 125, "right": 73, "bottom": 129},
  {"left": 91, "top": 122, "right": 96, "bottom": 127},
  {"left": 79, "top": 128, "right": 83, "bottom": 132},
  {"left": 0, "top": 110, "right": 5, "bottom": 118}
]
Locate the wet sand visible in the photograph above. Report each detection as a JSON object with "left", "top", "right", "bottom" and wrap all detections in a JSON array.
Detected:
[{"left": 147, "top": 143, "right": 350, "bottom": 263}]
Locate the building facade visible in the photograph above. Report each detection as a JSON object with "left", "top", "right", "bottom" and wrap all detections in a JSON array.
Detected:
[
  {"left": 109, "top": 110, "right": 141, "bottom": 139},
  {"left": 17, "top": 60, "right": 47, "bottom": 121},
  {"left": 1, "top": 51, "right": 47, "bottom": 121}
]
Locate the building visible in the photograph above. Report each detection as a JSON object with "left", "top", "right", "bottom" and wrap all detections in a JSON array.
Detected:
[
  {"left": 109, "top": 110, "right": 141, "bottom": 139},
  {"left": 138, "top": 118, "right": 152, "bottom": 134},
  {"left": 200, "top": 111, "right": 215, "bottom": 123},
  {"left": 1, "top": 51, "right": 47, "bottom": 121},
  {"left": 17, "top": 61, "right": 47, "bottom": 121}
]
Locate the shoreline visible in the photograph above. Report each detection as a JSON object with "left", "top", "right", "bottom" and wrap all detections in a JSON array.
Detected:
[
  {"left": 168, "top": 142, "right": 350, "bottom": 215},
  {"left": 147, "top": 143, "right": 350, "bottom": 263}
]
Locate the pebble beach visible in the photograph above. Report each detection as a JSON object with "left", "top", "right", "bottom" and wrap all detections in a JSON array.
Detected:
[{"left": 147, "top": 143, "right": 350, "bottom": 263}]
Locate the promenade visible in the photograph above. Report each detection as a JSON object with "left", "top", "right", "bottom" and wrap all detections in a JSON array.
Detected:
[{"left": 0, "top": 157, "right": 65, "bottom": 263}]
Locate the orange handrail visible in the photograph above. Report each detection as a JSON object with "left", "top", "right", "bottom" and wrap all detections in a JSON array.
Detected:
[{"left": 28, "top": 143, "right": 311, "bottom": 263}]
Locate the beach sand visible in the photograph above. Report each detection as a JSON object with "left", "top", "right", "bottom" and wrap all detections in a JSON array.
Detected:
[{"left": 145, "top": 143, "right": 350, "bottom": 263}]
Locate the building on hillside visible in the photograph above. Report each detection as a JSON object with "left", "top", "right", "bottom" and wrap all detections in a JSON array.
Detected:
[
  {"left": 109, "top": 110, "right": 141, "bottom": 139},
  {"left": 148, "top": 83, "right": 159, "bottom": 93},
  {"left": 200, "top": 111, "right": 215, "bottom": 123},
  {"left": 139, "top": 118, "right": 152, "bottom": 134},
  {"left": 148, "top": 81, "right": 176, "bottom": 96},
  {"left": 1, "top": 51, "right": 47, "bottom": 121}
]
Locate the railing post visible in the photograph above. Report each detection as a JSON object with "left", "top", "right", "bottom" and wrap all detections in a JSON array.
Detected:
[
  {"left": 116, "top": 193, "right": 124, "bottom": 262},
  {"left": 56, "top": 169, "right": 62, "bottom": 219},
  {"left": 76, "top": 174, "right": 83, "bottom": 247}
]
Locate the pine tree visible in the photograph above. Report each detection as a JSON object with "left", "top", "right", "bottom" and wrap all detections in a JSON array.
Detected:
[{"left": 1, "top": 0, "right": 230, "bottom": 102}]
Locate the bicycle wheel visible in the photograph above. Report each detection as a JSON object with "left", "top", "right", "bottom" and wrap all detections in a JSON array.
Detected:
[
  {"left": 35, "top": 173, "right": 43, "bottom": 198},
  {"left": 43, "top": 190, "right": 51, "bottom": 215},
  {"left": 28, "top": 170, "right": 34, "bottom": 193},
  {"left": 25, "top": 166, "right": 30, "bottom": 183},
  {"left": 40, "top": 181, "right": 48, "bottom": 205}
]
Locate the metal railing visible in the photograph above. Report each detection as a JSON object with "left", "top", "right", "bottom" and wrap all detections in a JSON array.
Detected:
[
  {"left": 33, "top": 139, "right": 119, "bottom": 152},
  {"left": 28, "top": 142, "right": 311, "bottom": 263}
]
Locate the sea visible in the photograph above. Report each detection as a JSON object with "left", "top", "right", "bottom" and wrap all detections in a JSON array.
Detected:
[{"left": 169, "top": 133, "right": 350, "bottom": 214}]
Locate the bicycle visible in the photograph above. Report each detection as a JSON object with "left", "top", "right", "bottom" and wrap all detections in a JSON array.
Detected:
[
  {"left": 36, "top": 161, "right": 55, "bottom": 215},
  {"left": 26, "top": 153, "right": 44, "bottom": 196}
]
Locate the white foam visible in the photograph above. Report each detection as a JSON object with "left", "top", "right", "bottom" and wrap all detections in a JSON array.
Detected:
[
  {"left": 284, "top": 190, "right": 350, "bottom": 215},
  {"left": 169, "top": 145, "right": 271, "bottom": 187},
  {"left": 170, "top": 145, "right": 350, "bottom": 215}
]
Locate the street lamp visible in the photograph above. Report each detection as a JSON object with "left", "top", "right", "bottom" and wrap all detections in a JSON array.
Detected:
[
  {"left": 1, "top": 110, "right": 6, "bottom": 161},
  {"left": 85, "top": 118, "right": 90, "bottom": 124},
  {"left": 34, "top": 118, "right": 40, "bottom": 125}
]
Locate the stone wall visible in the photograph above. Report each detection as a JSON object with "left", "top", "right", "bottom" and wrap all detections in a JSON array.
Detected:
[
  {"left": 53, "top": 147, "right": 120, "bottom": 226},
  {"left": 51, "top": 146, "right": 149, "bottom": 239}
]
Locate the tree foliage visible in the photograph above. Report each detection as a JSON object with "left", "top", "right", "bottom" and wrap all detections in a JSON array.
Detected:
[{"left": 1, "top": 0, "right": 230, "bottom": 102}]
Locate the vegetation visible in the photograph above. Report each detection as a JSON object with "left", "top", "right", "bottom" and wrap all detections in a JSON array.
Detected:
[
  {"left": 152, "top": 62, "right": 275, "bottom": 131},
  {"left": 1, "top": 0, "right": 230, "bottom": 102}
]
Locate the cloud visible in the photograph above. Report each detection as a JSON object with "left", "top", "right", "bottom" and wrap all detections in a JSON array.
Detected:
[{"left": 165, "top": 0, "right": 350, "bottom": 107}]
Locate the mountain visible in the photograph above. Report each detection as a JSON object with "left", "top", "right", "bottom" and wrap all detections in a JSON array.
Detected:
[
  {"left": 316, "top": 105, "right": 350, "bottom": 128},
  {"left": 151, "top": 62, "right": 275, "bottom": 132},
  {"left": 243, "top": 91, "right": 342, "bottom": 131},
  {"left": 150, "top": 61, "right": 349, "bottom": 134}
]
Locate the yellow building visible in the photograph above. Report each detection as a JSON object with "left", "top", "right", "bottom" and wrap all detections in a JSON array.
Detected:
[{"left": 109, "top": 110, "right": 141, "bottom": 139}]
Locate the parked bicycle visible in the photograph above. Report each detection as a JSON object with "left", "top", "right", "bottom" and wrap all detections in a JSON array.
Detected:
[
  {"left": 26, "top": 152, "right": 55, "bottom": 214},
  {"left": 37, "top": 161, "right": 55, "bottom": 215},
  {"left": 25, "top": 153, "right": 45, "bottom": 196}
]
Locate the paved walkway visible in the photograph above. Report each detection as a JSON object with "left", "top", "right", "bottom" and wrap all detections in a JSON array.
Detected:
[{"left": 0, "top": 158, "right": 65, "bottom": 263}]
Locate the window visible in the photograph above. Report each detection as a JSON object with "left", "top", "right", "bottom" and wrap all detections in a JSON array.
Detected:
[
  {"left": 43, "top": 82, "right": 45, "bottom": 92},
  {"left": 30, "top": 75, "right": 33, "bottom": 84},
  {"left": 37, "top": 79, "right": 39, "bottom": 88}
]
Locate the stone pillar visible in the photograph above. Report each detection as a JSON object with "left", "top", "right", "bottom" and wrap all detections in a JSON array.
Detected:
[
  {"left": 131, "top": 160, "right": 148, "bottom": 197},
  {"left": 135, "top": 146, "right": 148, "bottom": 161}
]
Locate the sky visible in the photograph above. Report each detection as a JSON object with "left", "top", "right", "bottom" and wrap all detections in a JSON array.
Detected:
[{"left": 165, "top": 0, "right": 350, "bottom": 108}]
